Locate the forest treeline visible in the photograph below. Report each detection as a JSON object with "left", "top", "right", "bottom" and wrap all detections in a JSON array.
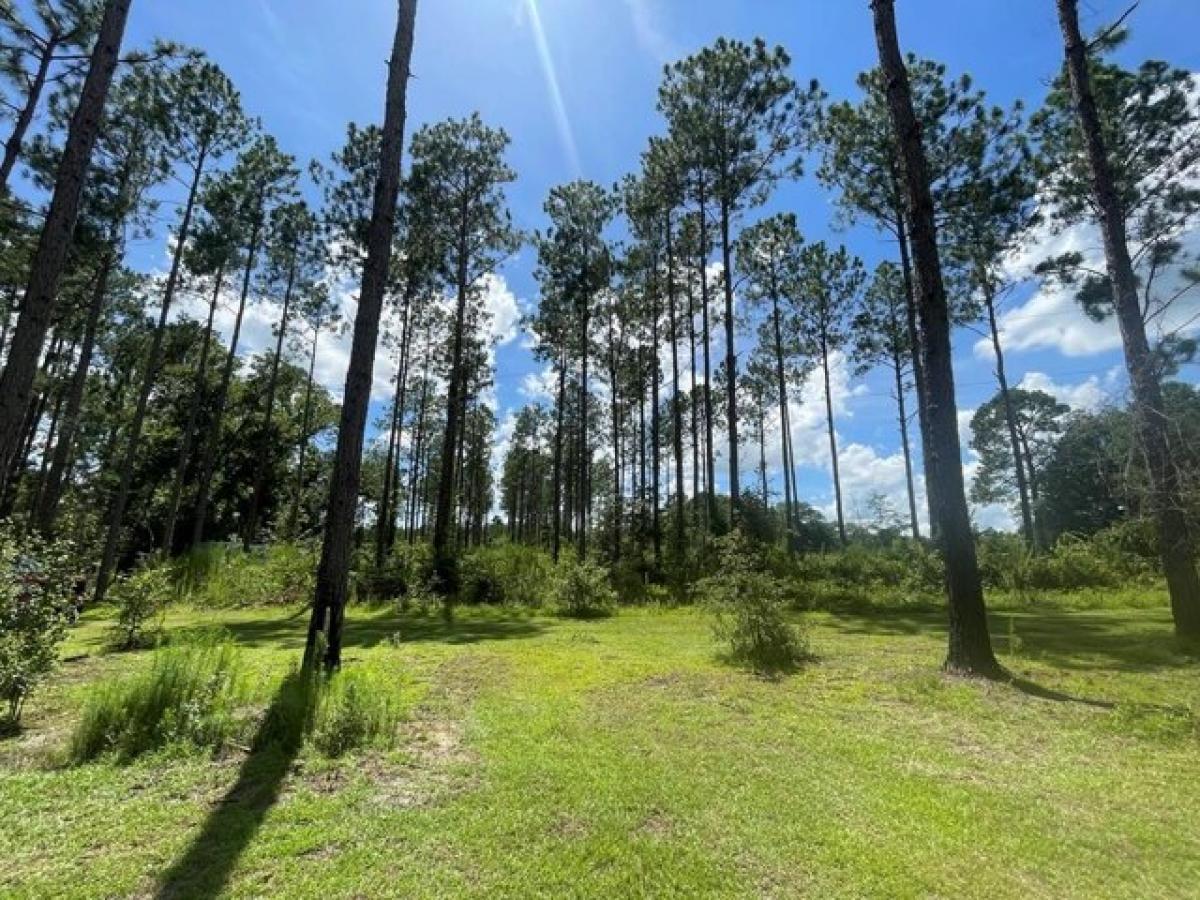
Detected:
[{"left": 1, "top": 0, "right": 1198, "bottom": 688}]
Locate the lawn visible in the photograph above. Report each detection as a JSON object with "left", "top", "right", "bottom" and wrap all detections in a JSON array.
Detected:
[{"left": 1, "top": 600, "right": 1197, "bottom": 898}]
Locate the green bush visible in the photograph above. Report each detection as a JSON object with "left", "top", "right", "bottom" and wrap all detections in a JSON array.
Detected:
[
  {"left": 0, "top": 529, "right": 74, "bottom": 726},
  {"left": 460, "top": 543, "right": 555, "bottom": 607},
  {"left": 186, "top": 543, "right": 317, "bottom": 607},
  {"left": 551, "top": 558, "right": 617, "bottom": 619},
  {"left": 69, "top": 638, "right": 246, "bottom": 763},
  {"left": 700, "top": 531, "right": 809, "bottom": 673},
  {"left": 359, "top": 542, "right": 435, "bottom": 605},
  {"left": 110, "top": 563, "right": 173, "bottom": 650}
]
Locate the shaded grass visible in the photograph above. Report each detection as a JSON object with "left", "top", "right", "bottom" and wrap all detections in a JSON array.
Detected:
[{"left": 0, "top": 601, "right": 1197, "bottom": 898}]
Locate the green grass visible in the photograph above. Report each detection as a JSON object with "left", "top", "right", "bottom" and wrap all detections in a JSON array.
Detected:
[{"left": 1, "top": 599, "right": 1197, "bottom": 898}]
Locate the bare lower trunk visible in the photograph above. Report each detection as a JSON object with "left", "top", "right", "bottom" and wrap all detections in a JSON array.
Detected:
[
  {"left": 285, "top": 325, "right": 319, "bottom": 540},
  {"left": 892, "top": 349, "right": 921, "bottom": 541},
  {"left": 822, "top": 334, "right": 847, "bottom": 546},
  {"left": 872, "top": 0, "right": 999, "bottom": 676},
  {"left": 36, "top": 254, "right": 113, "bottom": 534},
  {"left": 1056, "top": 0, "right": 1200, "bottom": 637},
  {"left": 984, "top": 282, "right": 1036, "bottom": 550},
  {"left": 719, "top": 199, "right": 739, "bottom": 517},
  {"left": 162, "top": 267, "right": 224, "bottom": 553},
  {"left": 307, "top": 0, "right": 418, "bottom": 671}
]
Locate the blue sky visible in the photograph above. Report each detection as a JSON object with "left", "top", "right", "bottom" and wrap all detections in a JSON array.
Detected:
[{"left": 113, "top": 0, "right": 1200, "bottom": 529}]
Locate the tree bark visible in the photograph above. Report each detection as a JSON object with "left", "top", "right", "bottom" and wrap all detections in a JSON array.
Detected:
[
  {"left": 821, "top": 332, "right": 847, "bottom": 546},
  {"left": 306, "top": 0, "right": 418, "bottom": 670},
  {"left": 1055, "top": 0, "right": 1200, "bottom": 637},
  {"left": 983, "top": 278, "right": 1036, "bottom": 551},
  {"left": 719, "top": 198, "right": 740, "bottom": 517},
  {"left": 698, "top": 177, "right": 716, "bottom": 533},
  {"left": 244, "top": 246, "right": 299, "bottom": 550},
  {"left": 770, "top": 292, "right": 796, "bottom": 549},
  {"left": 871, "top": 0, "right": 1000, "bottom": 676},
  {"left": 308, "top": 0, "right": 416, "bottom": 664},
  {"left": 890, "top": 344, "right": 921, "bottom": 542},
  {"left": 162, "top": 266, "right": 224, "bottom": 554},
  {"left": 285, "top": 322, "right": 319, "bottom": 540},
  {"left": 666, "top": 215, "right": 685, "bottom": 560},
  {"left": 0, "top": 0, "right": 131, "bottom": 485},
  {"left": 36, "top": 253, "right": 113, "bottom": 534}
]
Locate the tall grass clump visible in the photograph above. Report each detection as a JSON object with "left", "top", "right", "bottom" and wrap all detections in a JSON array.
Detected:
[
  {"left": 185, "top": 543, "right": 317, "bottom": 607},
  {"left": 256, "top": 664, "right": 405, "bottom": 758},
  {"left": 69, "top": 639, "right": 246, "bottom": 763},
  {"left": 701, "top": 530, "right": 809, "bottom": 674}
]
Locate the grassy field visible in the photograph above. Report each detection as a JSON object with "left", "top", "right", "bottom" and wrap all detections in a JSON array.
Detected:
[{"left": 1, "top": 599, "right": 1198, "bottom": 898}]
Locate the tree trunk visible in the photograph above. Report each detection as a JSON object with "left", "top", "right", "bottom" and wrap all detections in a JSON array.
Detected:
[
  {"left": 821, "top": 332, "right": 847, "bottom": 546},
  {"left": 983, "top": 278, "right": 1036, "bottom": 551},
  {"left": 285, "top": 322, "right": 320, "bottom": 540},
  {"left": 871, "top": 0, "right": 1000, "bottom": 676},
  {"left": 0, "top": 0, "right": 131, "bottom": 485},
  {"left": 306, "top": 0, "right": 417, "bottom": 671},
  {"left": 95, "top": 142, "right": 207, "bottom": 603},
  {"left": 244, "top": 247, "right": 298, "bottom": 550},
  {"left": 162, "top": 266, "right": 224, "bottom": 553},
  {"left": 698, "top": 177, "right": 716, "bottom": 533},
  {"left": 770, "top": 293, "right": 795, "bottom": 548},
  {"left": 551, "top": 348, "right": 566, "bottom": 562},
  {"left": 896, "top": 206, "right": 938, "bottom": 539},
  {"left": 578, "top": 302, "right": 590, "bottom": 559},
  {"left": 666, "top": 215, "right": 685, "bottom": 560},
  {"left": 0, "top": 35, "right": 59, "bottom": 192},
  {"left": 431, "top": 190, "right": 471, "bottom": 589},
  {"left": 719, "top": 198, "right": 739, "bottom": 517},
  {"left": 607, "top": 305, "right": 622, "bottom": 562},
  {"left": 1056, "top": 0, "right": 1200, "bottom": 637},
  {"left": 650, "top": 274, "right": 662, "bottom": 572},
  {"left": 891, "top": 346, "right": 921, "bottom": 542},
  {"left": 191, "top": 207, "right": 264, "bottom": 549},
  {"left": 686, "top": 279, "right": 700, "bottom": 530},
  {"left": 36, "top": 253, "right": 113, "bottom": 534}
]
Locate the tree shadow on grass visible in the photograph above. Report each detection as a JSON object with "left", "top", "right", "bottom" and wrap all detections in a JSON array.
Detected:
[
  {"left": 826, "top": 606, "right": 1197, "bottom": 674},
  {"left": 154, "top": 670, "right": 318, "bottom": 899},
  {"left": 168, "top": 606, "right": 547, "bottom": 652}
]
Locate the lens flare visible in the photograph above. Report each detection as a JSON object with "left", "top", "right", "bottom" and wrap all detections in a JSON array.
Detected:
[{"left": 524, "top": 0, "right": 582, "bottom": 175}]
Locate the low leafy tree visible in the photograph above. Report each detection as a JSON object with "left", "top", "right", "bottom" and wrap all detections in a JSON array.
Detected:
[
  {"left": 700, "top": 529, "right": 808, "bottom": 674},
  {"left": 0, "top": 527, "right": 73, "bottom": 726}
]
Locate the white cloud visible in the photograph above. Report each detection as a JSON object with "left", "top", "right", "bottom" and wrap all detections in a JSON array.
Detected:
[
  {"left": 1018, "top": 369, "right": 1120, "bottom": 412},
  {"left": 622, "top": 0, "right": 678, "bottom": 64}
]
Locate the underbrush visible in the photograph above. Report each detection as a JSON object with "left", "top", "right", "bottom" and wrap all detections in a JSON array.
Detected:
[
  {"left": 68, "top": 639, "right": 407, "bottom": 764},
  {"left": 459, "top": 543, "right": 556, "bottom": 607},
  {"left": 69, "top": 638, "right": 247, "bottom": 763}
]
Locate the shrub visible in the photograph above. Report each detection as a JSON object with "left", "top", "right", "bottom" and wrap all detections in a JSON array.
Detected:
[
  {"left": 700, "top": 530, "right": 809, "bottom": 674},
  {"left": 459, "top": 543, "right": 555, "bottom": 607},
  {"left": 186, "top": 543, "right": 317, "bottom": 607},
  {"left": 551, "top": 559, "right": 617, "bottom": 619},
  {"left": 0, "top": 529, "right": 74, "bottom": 727},
  {"left": 110, "top": 562, "right": 174, "bottom": 650},
  {"left": 69, "top": 638, "right": 246, "bottom": 763}
]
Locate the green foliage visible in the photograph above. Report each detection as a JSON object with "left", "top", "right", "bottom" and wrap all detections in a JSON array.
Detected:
[
  {"left": 460, "top": 543, "right": 556, "bottom": 607},
  {"left": 977, "top": 531, "right": 1157, "bottom": 600},
  {"left": 551, "top": 558, "right": 617, "bottom": 619},
  {"left": 310, "top": 667, "right": 403, "bottom": 757},
  {"left": 360, "top": 542, "right": 434, "bottom": 605},
  {"left": 69, "top": 638, "right": 246, "bottom": 763},
  {"left": 110, "top": 562, "right": 173, "bottom": 650},
  {"left": 0, "top": 529, "right": 74, "bottom": 726},
  {"left": 183, "top": 543, "right": 317, "bottom": 607},
  {"left": 700, "top": 530, "right": 808, "bottom": 673}
]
